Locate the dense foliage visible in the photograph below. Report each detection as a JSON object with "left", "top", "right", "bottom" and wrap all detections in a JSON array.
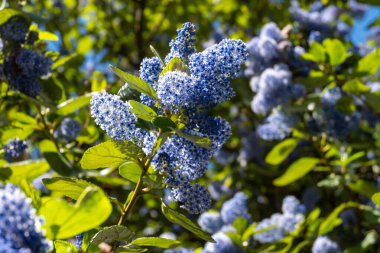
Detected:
[{"left": 1, "top": 0, "right": 380, "bottom": 252}]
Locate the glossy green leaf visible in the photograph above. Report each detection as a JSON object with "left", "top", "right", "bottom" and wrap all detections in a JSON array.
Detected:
[
  {"left": 349, "top": 179, "right": 378, "bottom": 198},
  {"left": 371, "top": 192, "right": 380, "bottom": 206},
  {"left": 39, "top": 140, "right": 73, "bottom": 176},
  {"left": 364, "top": 92, "right": 380, "bottom": 113},
  {"left": 0, "top": 8, "right": 29, "bottom": 26},
  {"left": 81, "top": 140, "right": 136, "bottom": 169},
  {"left": 175, "top": 130, "right": 211, "bottom": 149},
  {"left": 6, "top": 159, "right": 50, "bottom": 183},
  {"left": 91, "top": 71, "right": 107, "bottom": 92},
  {"left": 130, "top": 237, "right": 181, "bottom": 248},
  {"left": 273, "top": 157, "right": 320, "bottom": 186},
  {"left": 302, "top": 42, "right": 325, "bottom": 62},
  {"left": 54, "top": 240, "right": 78, "bottom": 253},
  {"left": 109, "top": 65, "right": 157, "bottom": 99},
  {"left": 43, "top": 177, "right": 96, "bottom": 200},
  {"left": 119, "top": 161, "right": 143, "bottom": 183},
  {"left": 160, "top": 57, "right": 188, "bottom": 76},
  {"left": 88, "top": 225, "right": 135, "bottom": 250},
  {"left": 56, "top": 93, "right": 93, "bottom": 115},
  {"left": 342, "top": 79, "right": 370, "bottom": 94},
  {"left": 323, "top": 39, "right": 348, "bottom": 66},
  {"left": 129, "top": 100, "right": 157, "bottom": 121},
  {"left": 318, "top": 202, "right": 358, "bottom": 235},
  {"left": 357, "top": 48, "right": 380, "bottom": 74},
  {"left": 161, "top": 203, "right": 215, "bottom": 242},
  {"left": 39, "top": 31, "right": 59, "bottom": 41},
  {"left": 41, "top": 187, "right": 112, "bottom": 239},
  {"left": 265, "top": 138, "right": 299, "bottom": 166},
  {"left": 152, "top": 117, "right": 177, "bottom": 131}
]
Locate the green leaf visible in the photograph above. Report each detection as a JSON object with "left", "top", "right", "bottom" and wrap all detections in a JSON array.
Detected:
[
  {"left": 323, "top": 39, "right": 348, "bottom": 66},
  {"left": 342, "top": 79, "right": 370, "bottom": 94},
  {"left": 371, "top": 192, "right": 380, "bottom": 206},
  {"left": 302, "top": 42, "right": 325, "bottom": 62},
  {"left": 357, "top": 0, "right": 380, "bottom": 6},
  {"left": 160, "top": 57, "right": 188, "bottom": 76},
  {"left": 118, "top": 84, "right": 141, "bottom": 101},
  {"left": 349, "top": 179, "right": 379, "bottom": 198},
  {"left": 129, "top": 100, "right": 157, "bottom": 121},
  {"left": 39, "top": 140, "right": 73, "bottom": 176},
  {"left": 56, "top": 93, "right": 93, "bottom": 115},
  {"left": 6, "top": 159, "right": 50, "bottom": 183},
  {"left": 39, "top": 31, "right": 59, "bottom": 41},
  {"left": 81, "top": 140, "right": 138, "bottom": 169},
  {"left": 43, "top": 177, "right": 96, "bottom": 200},
  {"left": 130, "top": 237, "right": 181, "bottom": 249},
  {"left": 265, "top": 138, "right": 299, "bottom": 166},
  {"left": 242, "top": 223, "right": 256, "bottom": 241},
  {"left": 232, "top": 217, "right": 248, "bottom": 235},
  {"left": 318, "top": 202, "right": 358, "bottom": 235},
  {"left": 152, "top": 117, "right": 177, "bottom": 131},
  {"left": 40, "top": 187, "right": 112, "bottom": 239},
  {"left": 174, "top": 130, "right": 211, "bottom": 149},
  {"left": 364, "top": 92, "right": 380, "bottom": 113},
  {"left": 109, "top": 65, "right": 157, "bottom": 99},
  {"left": 273, "top": 157, "right": 320, "bottom": 186},
  {"left": 53, "top": 54, "right": 77, "bottom": 70},
  {"left": 317, "top": 174, "right": 341, "bottom": 188},
  {"left": 150, "top": 45, "right": 165, "bottom": 66},
  {"left": 88, "top": 225, "right": 135, "bottom": 250},
  {"left": 18, "top": 179, "right": 41, "bottom": 208},
  {"left": 161, "top": 203, "right": 215, "bottom": 242},
  {"left": 357, "top": 48, "right": 380, "bottom": 75},
  {"left": 0, "top": 8, "right": 29, "bottom": 26},
  {"left": 91, "top": 71, "right": 107, "bottom": 92},
  {"left": 119, "top": 161, "right": 143, "bottom": 183},
  {"left": 54, "top": 240, "right": 78, "bottom": 253}
]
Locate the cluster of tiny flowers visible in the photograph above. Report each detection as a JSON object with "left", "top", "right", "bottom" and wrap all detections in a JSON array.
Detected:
[
  {"left": 0, "top": 184, "right": 52, "bottom": 253},
  {"left": 171, "top": 183, "right": 212, "bottom": 214},
  {"left": 0, "top": 18, "right": 53, "bottom": 97},
  {"left": 254, "top": 195, "right": 305, "bottom": 244},
  {"left": 256, "top": 110, "right": 298, "bottom": 141},
  {"left": 308, "top": 87, "right": 360, "bottom": 140},
  {"left": 90, "top": 92, "right": 137, "bottom": 141},
  {"left": 3, "top": 137, "right": 28, "bottom": 162},
  {"left": 251, "top": 64, "right": 304, "bottom": 115},
  {"left": 165, "top": 22, "right": 197, "bottom": 63},
  {"left": 312, "top": 236, "right": 342, "bottom": 253},
  {"left": 75, "top": 233, "right": 84, "bottom": 250},
  {"left": 289, "top": 1, "right": 350, "bottom": 42},
  {"left": 54, "top": 118, "right": 82, "bottom": 142},
  {"left": 139, "top": 57, "right": 163, "bottom": 107},
  {"left": 196, "top": 192, "right": 250, "bottom": 253}
]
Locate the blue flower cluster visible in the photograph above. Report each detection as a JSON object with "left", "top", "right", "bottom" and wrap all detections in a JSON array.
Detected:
[
  {"left": 256, "top": 110, "right": 298, "bottom": 141},
  {"left": 0, "top": 18, "right": 29, "bottom": 43},
  {"left": 312, "top": 236, "right": 341, "bottom": 253},
  {"left": 165, "top": 22, "right": 197, "bottom": 63},
  {"left": 308, "top": 87, "right": 360, "bottom": 140},
  {"left": 90, "top": 92, "right": 137, "bottom": 141},
  {"left": 197, "top": 192, "right": 250, "bottom": 253},
  {"left": 251, "top": 64, "right": 304, "bottom": 115},
  {"left": 0, "top": 184, "right": 51, "bottom": 253},
  {"left": 3, "top": 137, "right": 28, "bottom": 162},
  {"left": 0, "top": 19, "right": 52, "bottom": 97},
  {"left": 254, "top": 195, "right": 305, "bottom": 244},
  {"left": 289, "top": 1, "right": 350, "bottom": 42},
  {"left": 92, "top": 22, "right": 246, "bottom": 214},
  {"left": 54, "top": 118, "right": 82, "bottom": 142}
]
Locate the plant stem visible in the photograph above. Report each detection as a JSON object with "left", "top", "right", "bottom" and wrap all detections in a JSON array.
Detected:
[{"left": 118, "top": 169, "right": 146, "bottom": 225}]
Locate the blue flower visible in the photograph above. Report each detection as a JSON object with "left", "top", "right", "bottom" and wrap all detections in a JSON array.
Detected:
[
  {"left": 282, "top": 195, "right": 306, "bottom": 215},
  {"left": 16, "top": 49, "right": 53, "bottom": 77},
  {"left": 312, "top": 236, "right": 341, "bottom": 253},
  {"left": 139, "top": 57, "right": 162, "bottom": 107},
  {"left": 189, "top": 39, "right": 247, "bottom": 107},
  {"left": 202, "top": 232, "right": 244, "bottom": 253},
  {"left": 220, "top": 192, "right": 251, "bottom": 224},
  {"left": 54, "top": 118, "right": 82, "bottom": 142},
  {"left": 165, "top": 22, "right": 197, "bottom": 63},
  {"left": 90, "top": 92, "right": 137, "bottom": 141},
  {"left": 0, "top": 184, "right": 52, "bottom": 253},
  {"left": 0, "top": 19, "right": 29, "bottom": 43},
  {"left": 257, "top": 110, "right": 297, "bottom": 141},
  {"left": 198, "top": 212, "right": 224, "bottom": 234},
  {"left": 254, "top": 213, "right": 286, "bottom": 243},
  {"left": 3, "top": 137, "right": 28, "bottom": 162},
  {"left": 171, "top": 183, "right": 212, "bottom": 214}
]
